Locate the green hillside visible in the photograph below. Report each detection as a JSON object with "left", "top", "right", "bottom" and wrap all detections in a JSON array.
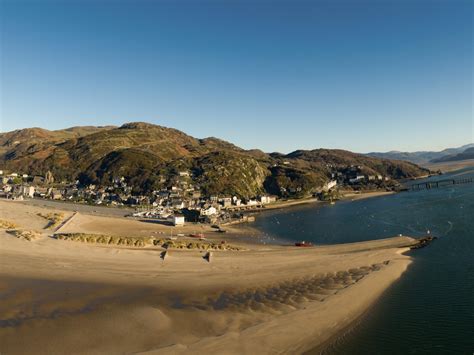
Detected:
[{"left": 0, "top": 122, "right": 430, "bottom": 197}]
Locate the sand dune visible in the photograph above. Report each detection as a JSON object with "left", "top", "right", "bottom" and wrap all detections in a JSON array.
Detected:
[{"left": 0, "top": 199, "right": 418, "bottom": 354}]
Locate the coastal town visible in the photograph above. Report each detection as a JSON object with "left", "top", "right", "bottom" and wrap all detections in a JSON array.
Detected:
[{"left": 0, "top": 165, "right": 399, "bottom": 226}]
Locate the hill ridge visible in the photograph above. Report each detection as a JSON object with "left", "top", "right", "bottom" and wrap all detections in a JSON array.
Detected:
[{"left": 0, "top": 121, "right": 430, "bottom": 198}]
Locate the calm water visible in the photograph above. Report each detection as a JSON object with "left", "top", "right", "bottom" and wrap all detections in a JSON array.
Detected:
[{"left": 253, "top": 167, "right": 474, "bottom": 354}]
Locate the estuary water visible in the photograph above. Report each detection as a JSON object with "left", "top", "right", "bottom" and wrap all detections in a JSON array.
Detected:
[{"left": 253, "top": 167, "right": 474, "bottom": 354}]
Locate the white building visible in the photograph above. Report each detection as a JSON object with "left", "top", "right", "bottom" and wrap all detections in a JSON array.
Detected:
[
  {"left": 221, "top": 197, "right": 232, "bottom": 208},
  {"left": 322, "top": 180, "right": 337, "bottom": 191},
  {"left": 349, "top": 175, "right": 365, "bottom": 184},
  {"left": 169, "top": 214, "right": 185, "bottom": 226},
  {"left": 200, "top": 206, "right": 217, "bottom": 216},
  {"left": 21, "top": 186, "right": 35, "bottom": 198},
  {"left": 259, "top": 195, "right": 278, "bottom": 204},
  {"left": 247, "top": 199, "right": 258, "bottom": 206}
]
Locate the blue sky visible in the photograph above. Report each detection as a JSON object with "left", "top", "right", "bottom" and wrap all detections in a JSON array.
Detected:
[{"left": 0, "top": 0, "right": 472, "bottom": 153}]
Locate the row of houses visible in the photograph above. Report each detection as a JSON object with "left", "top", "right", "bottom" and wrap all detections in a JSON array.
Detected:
[
  {"left": 329, "top": 168, "right": 391, "bottom": 185},
  {"left": 0, "top": 168, "right": 282, "bottom": 226}
]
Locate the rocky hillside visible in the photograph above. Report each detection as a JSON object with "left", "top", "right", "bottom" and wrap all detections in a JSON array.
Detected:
[
  {"left": 430, "top": 147, "right": 474, "bottom": 163},
  {"left": 0, "top": 122, "right": 430, "bottom": 198},
  {"left": 0, "top": 126, "right": 115, "bottom": 165}
]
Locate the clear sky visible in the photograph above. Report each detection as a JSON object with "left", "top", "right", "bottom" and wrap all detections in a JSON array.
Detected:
[{"left": 0, "top": 0, "right": 472, "bottom": 153}]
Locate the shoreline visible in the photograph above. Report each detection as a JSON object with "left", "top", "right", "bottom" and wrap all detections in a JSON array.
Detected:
[
  {"left": 260, "top": 190, "right": 395, "bottom": 211},
  {"left": 0, "top": 198, "right": 421, "bottom": 354},
  {"left": 307, "top": 248, "right": 412, "bottom": 354},
  {"left": 11, "top": 188, "right": 395, "bottom": 217}
]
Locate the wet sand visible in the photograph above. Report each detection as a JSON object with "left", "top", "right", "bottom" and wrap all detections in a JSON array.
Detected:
[{"left": 0, "top": 199, "right": 418, "bottom": 354}]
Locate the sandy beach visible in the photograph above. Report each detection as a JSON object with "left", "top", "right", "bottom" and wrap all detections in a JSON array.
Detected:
[{"left": 0, "top": 199, "right": 419, "bottom": 354}]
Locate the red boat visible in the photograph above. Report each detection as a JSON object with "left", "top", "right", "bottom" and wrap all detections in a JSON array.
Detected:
[
  {"left": 295, "top": 241, "right": 313, "bottom": 247},
  {"left": 190, "top": 233, "right": 205, "bottom": 239}
]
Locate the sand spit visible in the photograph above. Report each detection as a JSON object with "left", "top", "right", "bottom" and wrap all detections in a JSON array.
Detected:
[{"left": 0, "top": 199, "right": 418, "bottom": 354}]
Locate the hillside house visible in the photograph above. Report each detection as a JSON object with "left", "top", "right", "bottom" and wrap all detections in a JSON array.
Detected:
[
  {"left": 220, "top": 197, "right": 232, "bottom": 208},
  {"left": 51, "top": 189, "right": 63, "bottom": 200},
  {"left": 201, "top": 206, "right": 217, "bottom": 216},
  {"left": 20, "top": 186, "right": 35, "bottom": 198},
  {"left": 323, "top": 180, "right": 337, "bottom": 191},
  {"left": 349, "top": 175, "right": 365, "bottom": 184},
  {"left": 171, "top": 198, "right": 185, "bottom": 209},
  {"left": 232, "top": 196, "right": 242, "bottom": 206},
  {"left": 259, "top": 195, "right": 278, "bottom": 204}
]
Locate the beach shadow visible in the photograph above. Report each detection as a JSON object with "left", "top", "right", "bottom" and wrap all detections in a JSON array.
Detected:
[
  {"left": 202, "top": 251, "right": 212, "bottom": 262},
  {"left": 160, "top": 250, "right": 168, "bottom": 261},
  {"left": 138, "top": 219, "right": 174, "bottom": 226}
]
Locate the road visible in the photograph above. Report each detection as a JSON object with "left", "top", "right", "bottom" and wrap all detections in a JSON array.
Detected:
[{"left": 17, "top": 198, "right": 134, "bottom": 218}]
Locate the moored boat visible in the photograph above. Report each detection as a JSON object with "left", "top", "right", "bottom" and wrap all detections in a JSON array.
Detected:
[{"left": 295, "top": 241, "right": 313, "bottom": 247}]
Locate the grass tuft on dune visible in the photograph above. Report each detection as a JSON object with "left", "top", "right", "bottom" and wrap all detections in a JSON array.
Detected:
[
  {"left": 7, "top": 229, "right": 41, "bottom": 241},
  {"left": 37, "top": 212, "right": 65, "bottom": 229},
  {"left": 55, "top": 233, "right": 241, "bottom": 250},
  {"left": 0, "top": 219, "right": 18, "bottom": 229}
]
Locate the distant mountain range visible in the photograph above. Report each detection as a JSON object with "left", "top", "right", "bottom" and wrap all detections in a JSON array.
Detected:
[
  {"left": 430, "top": 147, "right": 474, "bottom": 163},
  {"left": 0, "top": 122, "right": 429, "bottom": 198},
  {"left": 367, "top": 143, "right": 474, "bottom": 165}
]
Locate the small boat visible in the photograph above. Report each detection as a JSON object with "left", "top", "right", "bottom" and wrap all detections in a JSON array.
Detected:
[
  {"left": 295, "top": 241, "right": 313, "bottom": 247},
  {"left": 190, "top": 233, "right": 205, "bottom": 239}
]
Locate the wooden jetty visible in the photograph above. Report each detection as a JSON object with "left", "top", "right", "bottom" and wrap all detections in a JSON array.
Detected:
[{"left": 411, "top": 177, "right": 473, "bottom": 191}]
